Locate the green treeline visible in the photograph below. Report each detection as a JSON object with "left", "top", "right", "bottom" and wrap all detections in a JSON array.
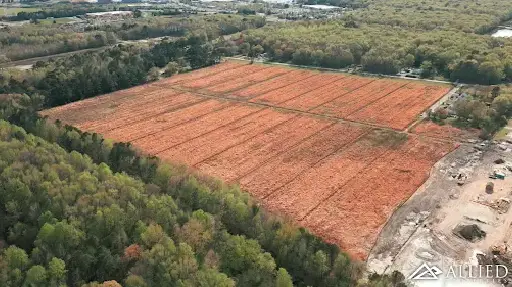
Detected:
[
  {"left": 239, "top": 0, "right": 512, "bottom": 84},
  {"left": 0, "top": 119, "right": 294, "bottom": 286},
  {"left": 1, "top": 3, "right": 176, "bottom": 21},
  {"left": 0, "top": 15, "right": 265, "bottom": 61},
  {"left": 296, "top": 0, "right": 367, "bottom": 9},
  {"left": 0, "top": 95, "right": 411, "bottom": 286},
  {"left": 430, "top": 86, "right": 512, "bottom": 138},
  {"left": 2, "top": 5, "right": 109, "bottom": 21},
  {"left": 0, "top": 94, "right": 359, "bottom": 286},
  {"left": 1, "top": 34, "right": 233, "bottom": 107}
]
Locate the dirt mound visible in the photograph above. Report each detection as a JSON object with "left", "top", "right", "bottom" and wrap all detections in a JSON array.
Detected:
[{"left": 454, "top": 224, "right": 486, "bottom": 242}]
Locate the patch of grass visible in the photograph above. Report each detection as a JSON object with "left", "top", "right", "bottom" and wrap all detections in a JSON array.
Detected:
[
  {"left": 369, "top": 130, "right": 408, "bottom": 149},
  {"left": 494, "top": 127, "right": 509, "bottom": 141},
  {"left": 0, "top": 7, "right": 39, "bottom": 16},
  {"left": 37, "top": 17, "right": 74, "bottom": 25}
]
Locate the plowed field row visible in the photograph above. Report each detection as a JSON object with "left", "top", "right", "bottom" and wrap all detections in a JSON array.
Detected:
[
  {"left": 310, "top": 79, "right": 408, "bottom": 118},
  {"left": 239, "top": 124, "right": 370, "bottom": 199},
  {"left": 42, "top": 84, "right": 163, "bottom": 125},
  {"left": 154, "top": 61, "right": 246, "bottom": 87},
  {"left": 132, "top": 103, "right": 264, "bottom": 155},
  {"left": 228, "top": 69, "right": 316, "bottom": 99},
  {"left": 347, "top": 84, "right": 450, "bottom": 130},
  {"left": 157, "top": 108, "right": 296, "bottom": 165},
  {"left": 264, "top": 132, "right": 392, "bottom": 222},
  {"left": 250, "top": 73, "right": 341, "bottom": 105},
  {"left": 103, "top": 99, "right": 232, "bottom": 142},
  {"left": 279, "top": 76, "right": 374, "bottom": 111},
  {"left": 204, "top": 66, "right": 291, "bottom": 95},
  {"left": 41, "top": 60, "right": 458, "bottom": 259},
  {"left": 195, "top": 115, "right": 333, "bottom": 182},
  {"left": 181, "top": 64, "right": 267, "bottom": 90},
  {"left": 300, "top": 137, "right": 455, "bottom": 259},
  {"left": 79, "top": 91, "right": 202, "bottom": 133},
  {"left": 159, "top": 61, "right": 450, "bottom": 131}
]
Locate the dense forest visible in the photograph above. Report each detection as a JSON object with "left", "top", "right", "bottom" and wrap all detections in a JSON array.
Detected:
[
  {"left": 0, "top": 14, "right": 265, "bottom": 61},
  {"left": 0, "top": 119, "right": 292, "bottom": 286},
  {"left": 0, "top": 3, "right": 168, "bottom": 21},
  {"left": 0, "top": 32, "right": 242, "bottom": 107},
  {"left": 239, "top": 0, "right": 512, "bottom": 84},
  {"left": 1, "top": 4, "right": 109, "bottom": 21}
]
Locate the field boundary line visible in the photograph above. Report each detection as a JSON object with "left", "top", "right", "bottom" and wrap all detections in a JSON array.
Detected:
[
  {"left": 152, "top": 107, "right": 268, "bottom": 155},
  {"left": 192, "top": 114, "right": 301, "bottom": 167},
  {"left": 180, "top": 63, "right": 267, "bottom": 90},
  {"left": 103, "top": 97, "right": 209, "bottom": 133},
  {"left": 201, "top": 66, "right": 293, "bottom": 97},
  {"left": 231, "top": 122, "right": 336, "bottom": 182},
  {"left": 298, "top": 145, "right": 401, "bottom": 222},
  {"left": 166, "top": 86, "right": 461, "bottom": 144},
  {"left": 238, "top": 73, "right": 319, "bottom": 101},
  {"left": 305, "top": 78, "right": 378, "bottom": 112},
  {"left": 169, "top": 85, "right": 398, "bottom": 131},
  {"left": 223, "top": 57, "right": 454, "bottom": 85},
  {"left": 251, "top": 74, "right": 343, "bottom": 105},
  {"left": 81, "top": 90, "right": 194, "bottom": 131},
  {"left": 342, "top": 81, "right": 411, "bottom": 120},
  {"left": 153, "top": 61, "right": 249, "bottom": 87},
  {"left": 350, "top": 84, "right": 439, "bottom": 131},
  {"left": 261, "top": 128, "right": 372, "bottom": 200},
  {"left": 405, "top": 85, "right": 460, "bottom": 132},
  {"left": 126, "top": 100, "right": 235, "bottom": 142}
]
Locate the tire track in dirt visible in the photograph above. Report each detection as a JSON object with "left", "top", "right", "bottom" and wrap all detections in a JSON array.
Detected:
[
  {"left": 192, "top": 114, "right": 301, "bottom": 167},
  {"left": 335, "top": 80, "right": 410, "bottom": 119},
  {"left": 141, "top": 105, "right": 267, "bottom": 155},
  {"left": 158, "top": 108, "right": 297, "bottom": 165},
  {"left": 305, "top": 78, "right": 378, "bottom": 112},
  {"left": 236, "top": 124, "right": 370, "bottom": 200},
  {"left": 98, "top": 97, "right": 209, "bottom": 134},
  {"left": 249, "top": 73, "right": 342, "bottom": 105},
  {"left": 104, "top": 99, "right": 232, "bottom": 142},
  {"left": 229, "top": 122, "right": 336, "bottom": 182},
  {"left": 259, "top": 128, "right": 371, "bottom": 200}
]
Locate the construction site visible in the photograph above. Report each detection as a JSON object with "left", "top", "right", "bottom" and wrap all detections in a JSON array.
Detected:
[
  {"left": 41, "top": 60, "right": 512, "bottom": 285},
  {"left": 368, "top": 132, "right": 512, "bottom": 285}
]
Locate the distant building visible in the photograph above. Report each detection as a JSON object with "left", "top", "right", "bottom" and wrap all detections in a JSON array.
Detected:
[
  {"left": 303, "top": 4, "right": 341, "bottom": 10},
  {"left": 84, "top": 11, "right": 133, "bottom": 19}
]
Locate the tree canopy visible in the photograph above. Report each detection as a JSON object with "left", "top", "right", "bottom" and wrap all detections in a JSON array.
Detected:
[{"left": 238, "top": 0, "right": 512, "bottom": 84}]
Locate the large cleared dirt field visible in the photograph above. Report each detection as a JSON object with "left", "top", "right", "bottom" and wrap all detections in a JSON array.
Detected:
[{"left": 41, "top": 60, "right": 458, "bottom": 259}]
